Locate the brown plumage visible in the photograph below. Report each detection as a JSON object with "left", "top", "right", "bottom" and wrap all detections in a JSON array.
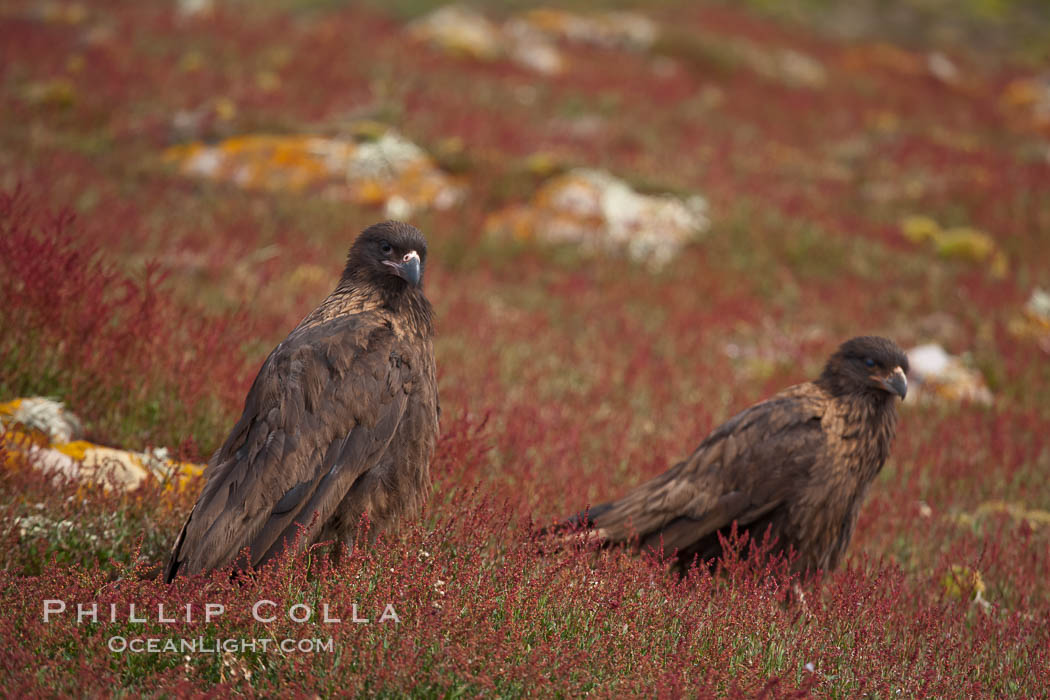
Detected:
[
  {"left": 165, "top": 222, "right": 438, "bottom": 581},
  {"left": 554, "top": 336, "right": 909, "bottom": 575}
]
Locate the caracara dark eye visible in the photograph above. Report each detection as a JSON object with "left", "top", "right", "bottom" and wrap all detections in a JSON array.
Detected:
[
  {"left": 864, "top": 358, "right": 876, "bottom": 368},
  {"left": 380, "top": 242, "right": 393, "bottom": 255}
]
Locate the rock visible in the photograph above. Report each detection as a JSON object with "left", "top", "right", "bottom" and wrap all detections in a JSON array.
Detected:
[
  {"left": 1008, "top": 288, "right": 1050, "bottom": 353},
  {"left": 1000, "top": 75, "right": 1050, "bottom": 133},
  {"left": 724, "top": 39, "right": 827, "bottom": 89},
  {"left": 503, "top": 19, "right": 566, "bottom": 75},
  {"left": 913, "top": 312, "right": 966, "bottom": 349},
  {"left": 176, "top": 0, "right": 214, "bottom": 19},
  {"left": 0, "top": 398, "right": 83, "bottom": 444},
  {"left": 513, "top": 8, "right": 658, "bottom": 50},
  {"left": 485, "top": 168, "right": 709, "bottom": 269},
  {"left": 975, "top": 500, "right": 1050, "bottom": 528},
  {"left": 164, "top": 128, "right": 464, "bottom": 215},
  {"left": 906, "top": 344, "right": 993, "bottom": 405},
  {"left": 406, "top": 6, "right": 659, "bottom": 75},
  {"left": 927, "top": 51, "right": 959, "bottom": 85},
  {"left": 406, "top": 5, "right": 504, "bottom": 61},
  {"left": 1, "top": 397, "right": 203, "bottom": 492},
  {"left": 1027, "top": 288, "right": 1050, "bottom": 320},
  {"left": 49, "top": 441, "right": 151, "bottom": 490},
  {"left": 777, "top": 48, "right": 828, "bottom": 89}
]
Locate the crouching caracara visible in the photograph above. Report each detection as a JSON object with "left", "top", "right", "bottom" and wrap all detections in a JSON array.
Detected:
[
  {"left": 165, "top": 222, "right": 439, "bottom": 582},
  {"left": 553, "top": 336, "right": 909, "bottom": 576}
]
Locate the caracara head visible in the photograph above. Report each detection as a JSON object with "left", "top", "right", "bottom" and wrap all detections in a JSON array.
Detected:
[
  {"left": 346, "top": 221, "right": 428, "bottom": 290},
  {"left": 820, "top": 336, "right": 909, "bottom": 401}
]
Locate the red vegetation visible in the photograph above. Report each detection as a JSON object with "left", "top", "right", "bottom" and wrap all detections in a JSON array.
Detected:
[
  {"left": 1, "top": 0, "right": 1049, "bottom": 695},
  {"left": 0, "top": 188, "right": 254, "bottom": 454}
]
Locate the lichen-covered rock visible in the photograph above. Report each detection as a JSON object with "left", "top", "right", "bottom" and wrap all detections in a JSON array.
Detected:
[
  {"left": 1008, "top": 288, "right": 1050, "bottom": 353},
  {"left": 1000, "top": 75, "right": 1050, "bottom": 134},
  {"left": 485, "top": 168, "right": 709, "bottom": 269},
  {"left": 940, "top": 564, "right": 988, "bottom": 608},
  {"left": 406, "top": 6, "right": 658, "bottom": 76},
  {"left": 0, "top": 397, "right": 83, "bottom": 444},
  {"left": 1, "top": 398, "right": 203, "bottom": 492},
  {"left": 511, "top": 8, "right": 657, "bottom": 50},
  {"left": 164, "top": 128, "right": 464, "bottom": 218},
  {"left": 406, "top": 5, "right": 504, "bottom": 61},
  {"left": 905, "top": 344, "right": 993, "bottom": 405},
  {"left": 899, "top": 215, "right": 1007, "bottom": 278},
  {"left": 733, "top": 41, "right": 827, "bottom": 89}
]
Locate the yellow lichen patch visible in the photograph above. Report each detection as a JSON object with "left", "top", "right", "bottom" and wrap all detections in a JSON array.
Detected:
[
  {"left": 38, "top": 1, "right": 88, "bottom": 24},
  {"left": 1, "top": 425, "right": 49, "bottom": 466},
  {"left": 941, "top": 565, "right": 986, "bottom": 602},
  {"left": 999, "top": 77, "right": 1050, "bottom": 133},
  {"left": 975, "top": 500, "right": 1050, "bottom": 528},
  {"left": 841, "top": 43, "right": 924, "bottom": 77},
  {"left": 934, "top": 227, "right": 997, "bottom": 263},
  {"left": 900, "top": 215, "right": 942, "bottom": 244},
  {"left": 53, "top": 440, "right": 92, "bottom": 461},
  {"left": 168, "top": 462, "right": 205, "bottom": 491},
  {"left": 22, "top": 79, "right": 77, "bottom": 109},
  {"left": 143, "top": 451, "right": 205, "bottom": 492},
  {"left": 0, "top": 398, "right": 24, "bottom": 417},
  {"left": 287, "top": 263, "right": 329, "bottom": 291},
  {"left": 899, "top": 216, "right": 1007, "bottom": 277},
  {"left": 214, "top": 97, "right": 237, "bottom": 122}
]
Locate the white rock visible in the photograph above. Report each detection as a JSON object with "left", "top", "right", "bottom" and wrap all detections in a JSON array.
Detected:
[
  {"left": 384, "top": 195, "right": 414, "bottom": 220},
  {"left": 906, "top": 343, "right": 992, "bottom": 405},
  {"left": 927, "top": 51, "right": 959, "bottom": 84},
  {"left": 908, "top": 343, "right": 952, "bottom": 377},
  {"left": 406, "top": 5, "right": 503, "bottom": 60},
  {"left": 0, "top": 397, "right": 83, "bottom": 443},
  {"left": 1026, "top": 287, "right": 1050, "bottom": 321}
]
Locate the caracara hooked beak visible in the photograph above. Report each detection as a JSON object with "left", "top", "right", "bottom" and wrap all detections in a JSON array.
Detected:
[
  {"left": 875, "top": 366, "right": 908, "bottom": 400},
  {"left": 384, "top": 250, "right": 422, "bottom": 287}
]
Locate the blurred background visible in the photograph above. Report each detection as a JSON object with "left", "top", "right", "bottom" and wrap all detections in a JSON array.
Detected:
[{"left": 2, "top": 0, "right": 1050, "bottom": 694}]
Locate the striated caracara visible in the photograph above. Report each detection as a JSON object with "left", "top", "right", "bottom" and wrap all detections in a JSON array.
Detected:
[
  {"left": 165, "top": 222, "right": 439, "bottom": 581},
  {"left": 553, "top": 336, "right": 909, "bottom": 576}
]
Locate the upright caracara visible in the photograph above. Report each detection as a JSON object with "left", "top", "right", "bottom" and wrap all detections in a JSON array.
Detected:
[
  {"left": 553, "top": 336, "right": 908, "bottom": 575},
  {"left": 165, "top": 222, "right": 439, "bottom": 581}
]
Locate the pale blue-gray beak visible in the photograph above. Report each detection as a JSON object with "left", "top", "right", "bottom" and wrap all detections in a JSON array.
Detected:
[
  {"left": 383, "top": 250, "right": 422, "bottom": 286},
  {"left": 879, "top": 366, "right": 908, "bottom": 400}
]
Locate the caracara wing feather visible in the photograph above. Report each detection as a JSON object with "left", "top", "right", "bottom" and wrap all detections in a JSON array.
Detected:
[
  {"left": 580, "top": 386, "right": 827, "bottom": 555},
  {"left": 165, "top": 317, "right": 409, "bottom": 579}
]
